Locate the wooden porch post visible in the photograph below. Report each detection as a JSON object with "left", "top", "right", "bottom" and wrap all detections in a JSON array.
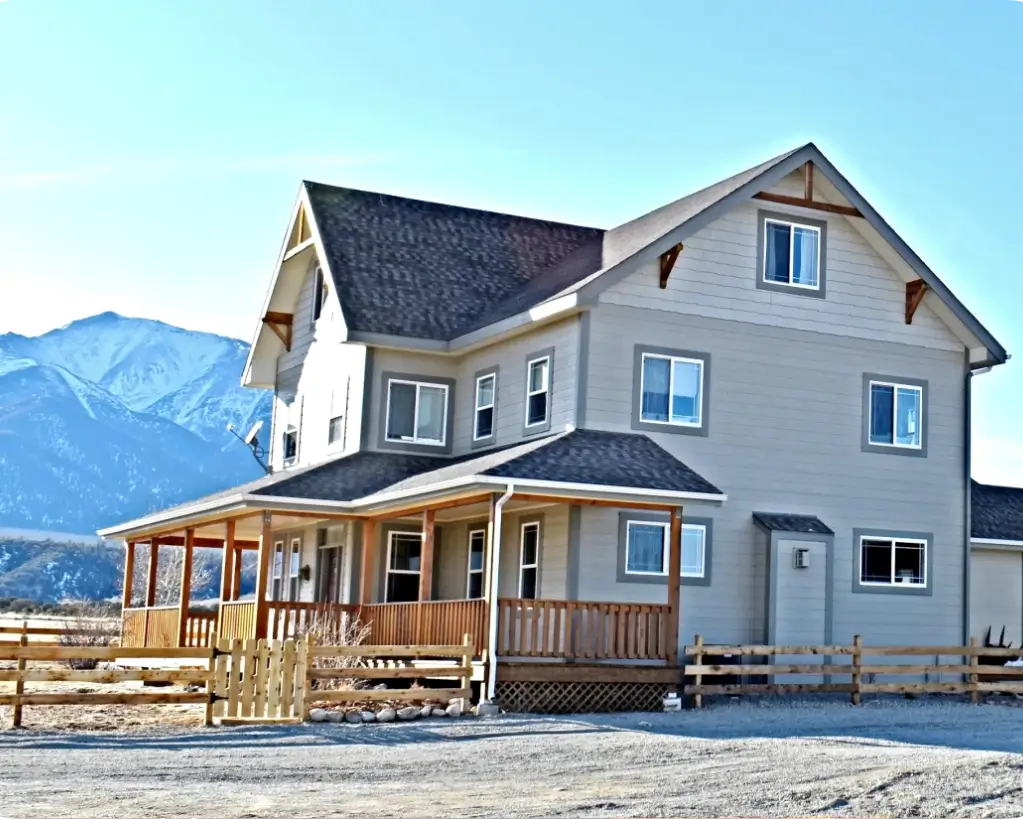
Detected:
[
  {"left": 254, "top": 511, "right": 273, "bottom": 639},
  {"left": 145, "top": 538, "right": 160, "bottom": 607},
  {"left": 419, "top": 509, "right": 435, "bottom": 601},
  {"left": 231, "top": 545, "right": 243, "bottom": 601},
  {"left": 176, "top": 528, "right": 195, "bottom": 648},
  {"left": 666, "top": 506, "right": 682, "bottom": 666},
  {"left": 360, "top": 519, "right": 377, "bottom": 604},
  {"left": 122, "top": 540, "right": 136, "bottom": 610},
  {"left": 219, "top": 520, "right": 235, "bottom": 603}
]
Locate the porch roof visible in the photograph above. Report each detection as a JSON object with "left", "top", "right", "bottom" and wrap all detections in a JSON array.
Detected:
[
  {"left": 752, "top": 512, "right": 834, "bottom": 535},
  {"left": 99, "top": 429, "right": 725, "bottom": 538}
]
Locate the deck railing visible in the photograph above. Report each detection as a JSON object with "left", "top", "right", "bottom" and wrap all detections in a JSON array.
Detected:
[
  {"left": 267, "top": 601, "right": 361, "bottom": 641},
  {"left": 218, "top": 601, "right": 257, "bottom": 642},
  {"left": 360, "top": 599, "right": 488, "bottom": 656},
  {"left": 497, "top": 598, "right": 672, "bottom": 660},
  {"left": 183, "top": 611, "right": 218, "bottom": 648}
]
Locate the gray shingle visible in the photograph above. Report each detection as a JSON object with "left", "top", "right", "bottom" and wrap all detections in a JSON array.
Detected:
[
  {"left": 304, "top": 183, "right": 603, "bottom": 341},
  {"left": 753, "top": 512, "right": 834, "bottom": 535},
  {"left": 972, "top": 480, "right": 1023, "bottom": 541}
]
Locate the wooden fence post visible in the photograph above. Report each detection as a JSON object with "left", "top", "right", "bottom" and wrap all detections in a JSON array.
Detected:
[
  {"left": 851, "top": 635, "right": 862, "bottom": 705},
  {"left": 969, "top": 635, "right": 979, "bottom": 704},
  {"left": 692, "top": 634, "right": 704, "bottom": 709},
  {"left": 12, "top": 621, "right": 28, "bottom": 728},
  {"left": 294, "top": 637, "right": 310, "bottom": 721},
  {"left": 460, "top": 632, "right": 473, "bottom": 709}
]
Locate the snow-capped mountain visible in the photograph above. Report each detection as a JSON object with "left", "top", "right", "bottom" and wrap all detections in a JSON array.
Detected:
[{"left": 0, "top": 313, "right": 272, "bottom": 534}]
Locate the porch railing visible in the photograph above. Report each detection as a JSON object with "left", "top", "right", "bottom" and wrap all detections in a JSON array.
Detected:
[
  {"left": 183, "top": 611, "right": 217, "bottom": 648},
  {"left": 497, "top": 598, "right": 672, "bottom": 661},
  {"left": 267, "top": 601, "right": 361, "bottom": 641},
  {"left": 218, "top": 601, "right": 257, "bottom": 642},
  {"left": 121, "top": 607, "right": 218, "bottom": 649},
  {"left": 359, "top": 599, "right": 488, "bottom": 656}
]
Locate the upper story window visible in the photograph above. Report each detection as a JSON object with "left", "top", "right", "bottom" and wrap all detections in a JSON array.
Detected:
[
  {"left": 312, "top": 265, "right": 329, "bottom": 323},
  {"left": 385, "top": 378, "right": 449, "bottom": 447},
  {"left": 525, "top": 354, "right": 550, "bottom": 430},
  {"left": 862, "top": 374, "right": 927, "bottom": 458},
  {"left": 640, "top": 353, "right": 704, "bottom": 428},
  {"left": 474, "top": 373, "right": 496, "bottom": 441},
  {"left": 624, "top": 520, "right": 706, "bottom": 578},
  {"left": 756, "top": 211, "right": 827, "bottom": 298},
  {"left": 327, "top": 381, "right": 348, "bottom": 447},
  {"left": 280, "top": 395, "right": 301, "bottom": 467}
]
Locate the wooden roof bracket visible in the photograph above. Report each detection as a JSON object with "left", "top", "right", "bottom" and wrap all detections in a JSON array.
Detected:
[
  {"left": 262, "top": 311, "right": 294, "bottom": 351},
  {"left": 752, "top": 162, "right": 864, "bottom": 218},
  {"left": 659, "top": 243, "right": 684, "bottom": 289},
  {"left": 905, "top": 279, "right": 928, "bottom": 324}
]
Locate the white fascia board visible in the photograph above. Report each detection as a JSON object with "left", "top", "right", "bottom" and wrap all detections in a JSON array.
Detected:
[
  {"left": 473, "top": 476, "right": 727, "bottom": 504},
  {"left": 97, "top": 495, "right": 250, "bottom": 539},
  {"left": 972, "top": 538, "right": 1023, "bottom": 550}
]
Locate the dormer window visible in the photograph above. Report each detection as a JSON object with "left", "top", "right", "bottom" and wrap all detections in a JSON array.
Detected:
[
  {"left": 385, "top": 378, "right": 449, "bottom": 446},
  {"left": 757, "top": 211, "right": 827, "bottom": 298},
  {"left": 282, "top": 426, "right": 298, "bottom": 466},
  {"left": 312, "top": 265, "right": 328, "bottom": 322}
]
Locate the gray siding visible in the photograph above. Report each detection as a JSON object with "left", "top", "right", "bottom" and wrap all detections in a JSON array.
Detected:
[
  {"left": 497, "top": 506, "right": 570, "bottom": 599},
  {"left": 582, "top": 301, "right": 968, "bottom": 647}
]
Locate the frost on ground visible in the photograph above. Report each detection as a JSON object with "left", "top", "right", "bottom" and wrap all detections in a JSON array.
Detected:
[{"left": 2, "top": 697, "right": 1023, "bottom": 818}]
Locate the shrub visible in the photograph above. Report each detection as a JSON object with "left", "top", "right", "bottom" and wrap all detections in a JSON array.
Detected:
[{"left": 57, "top": 598, "right": 120, "bottom": 670}]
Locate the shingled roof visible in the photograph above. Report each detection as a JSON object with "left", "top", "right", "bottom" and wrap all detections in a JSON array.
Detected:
[
  {"left": 304, "top": 182, "right": 603, "bottom": 341},
  {"left": 972, "top": 480, "right": 1023, "bottom": 542}
]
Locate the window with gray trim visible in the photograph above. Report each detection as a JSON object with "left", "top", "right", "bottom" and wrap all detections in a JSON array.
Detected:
[
  {"left": 525, "top": 356, "right": 550, "bottom": 429},
  {"left": 756, "top": 210, "right": 827, "bottom": 299},
  {"left": 631, "top": 346, "right": 710, "bottom": 437},
  {"left": 616, "top": 512, "right": 712, "bottom": 586},
  {"left": 385, "top": 378, "right": 449, "bottom": 446},
  {"left": 861, "top": 373, "right": 928, "bottom": 458},
  {"left": 519, "top": 521, "right": 540, "bottom": 598},
  {"left": 474, "top": 372, "right": 496, "bottom": 441},
  {"left": 852, "top": 527, "right": 933, "bottom": 596},
  {"left": 467, "top": 528, "right": 485, "bottom": 599}
]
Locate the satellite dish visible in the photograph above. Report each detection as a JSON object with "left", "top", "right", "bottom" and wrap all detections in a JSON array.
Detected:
[{"left": 244, "top": 420, "right": 264, "bottom": 446}]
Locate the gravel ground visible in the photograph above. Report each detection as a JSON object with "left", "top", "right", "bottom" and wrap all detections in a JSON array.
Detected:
[{"left": 2, "top": 697, "right": 1023, "bottom": 817}]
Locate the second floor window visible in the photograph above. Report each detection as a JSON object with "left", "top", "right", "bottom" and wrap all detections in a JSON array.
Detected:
[
  {"left": 525, "top": 356, "right": 550, "bottom": 428},
  {"left": 474, "top": 373, "right": 496, "bottom": 441},
  {"left": 282, "top": 426, "right": 298, "bottom": 465},
  {"left": 869, "top": 381, "right": 922, "bottom": 449},
  {"left": 764, "top": 217, "right": 821, "bottom": 289},
  {"left": 385, "top": 379, "right": 448, "bottom": 446},
  {"left": 640, "top": 353, "right": 703, "bottom": 428}
]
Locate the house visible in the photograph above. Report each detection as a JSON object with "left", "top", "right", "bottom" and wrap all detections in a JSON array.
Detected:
[
  {"left": 99, "top": 142, "right": 1008, "bottom": 711},
  {"left": 970, "top": 481, "right": 1023, "bottom": 649}
]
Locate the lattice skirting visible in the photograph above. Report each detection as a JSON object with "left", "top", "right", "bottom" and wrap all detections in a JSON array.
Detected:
[{"left": 496, "top": 680, "right": 669, "bottom": 714}]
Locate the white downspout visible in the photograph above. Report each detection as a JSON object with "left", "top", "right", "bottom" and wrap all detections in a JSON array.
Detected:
[{"left": 485, "top": 483, "right": 515, "bottom": 703}]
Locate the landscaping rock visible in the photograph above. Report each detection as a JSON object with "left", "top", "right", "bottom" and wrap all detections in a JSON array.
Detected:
[
  {"left": 445, "top": 700, "right": 463, "bottom": 717},
  {"left": 475, "top": 701, "right": 500, "bottom": 717},
  {"left": 397, "top": 706, "right": 420, "bottom": 721},
  {"left": 373, "top": 683, "right": 388, "bottom": 690},
  {"left": 327, "top": 710, "right": 345, "bottom": 723},
  {"left": 431, "top": 707, "right": 448, "bottom": 717},
  {"left": 309, "top": 708, "right": 328, "bottom": 723},
  {"left": 420, "top": 705, "right": 434, "bottom": 719},
  {"left": 345, "top": 711, "right": 363, "bottom": 724},
  {"left": 361, "top": 711, "right": 376, "bottom": 723},
  {"left": 377, "top": 707, "right": 396, "bottom": 723}
]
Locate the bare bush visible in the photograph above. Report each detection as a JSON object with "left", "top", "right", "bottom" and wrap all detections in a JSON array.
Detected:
[
  {"left": 58, "top": 598, "right": 120, "bottom": 670},
  {"left": 298, "top": 608, "right": 372, "bottom": 692}
]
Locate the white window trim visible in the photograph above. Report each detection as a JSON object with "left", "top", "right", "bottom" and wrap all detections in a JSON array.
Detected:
[
  {"left": 473, "top": 373, "right": 496, "bottom": 441},
  {"left": 518, "top": 521, "right": 540, "bottom": 597},
  {"left": 859, "top": 535, "right": 928, "bottom": 588},
  {"left": 763, "top": 217, "right": 822, "bottom": 291},
  {"left": 624, "top": 520, "right": 706, "bottom": 578},
  {"left": 524, "top": 356, "right": 550, "bottom": 428},
  {"left": 385, "top": 530, "right": 422, "bottom": 603},
  {"left": 384, "top": 378, "right": 450, "bottom": 447},
  {"left": 466, "top": 528, "right": 486, "bottom": 598},
  {"left": 271, "top": 539, "right": 285, "bottom": 601},
  {"left": 639, "top": 352, "right": 704, "bottom": 429},
  {"left": 868, "top": 380, "right": 924, "bottom": 450},
  {"left": 312, "top": 265, "right": 328, "bottom": 325},
  {"left": 282, "top": 427, "right": 298, "bottom": 466},
  {"left": 289, "top": 536, "right": 301, "bottom": 590}
]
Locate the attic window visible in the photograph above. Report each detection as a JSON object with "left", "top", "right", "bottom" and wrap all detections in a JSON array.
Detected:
[
  {"left": 312, "top": 266, "right": 328, "bottom": 322},
  {"left": 756, "top": 211, "right": 827, "bottom": 299}
]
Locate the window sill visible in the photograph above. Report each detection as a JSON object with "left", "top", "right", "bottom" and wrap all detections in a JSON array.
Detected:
[
  {"left": 861, "top": 441, "right": 927, "bottom": 459},
  {"left": 852, "top": 581, "right": 931, "bottom": 596}
]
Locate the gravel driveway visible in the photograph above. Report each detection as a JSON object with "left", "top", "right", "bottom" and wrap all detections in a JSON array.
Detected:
[{"left": 2, "top": 698, "right": 1023, "bottom": 817}]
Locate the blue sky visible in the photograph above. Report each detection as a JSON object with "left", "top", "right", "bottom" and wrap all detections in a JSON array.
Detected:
[{"left": 0, "top": 0, "right": 1021, "bottom": 483}]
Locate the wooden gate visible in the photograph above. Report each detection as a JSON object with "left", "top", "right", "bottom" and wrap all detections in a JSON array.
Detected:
[{"left": 213, "top": 638, "right": 307, "bottom": 724}]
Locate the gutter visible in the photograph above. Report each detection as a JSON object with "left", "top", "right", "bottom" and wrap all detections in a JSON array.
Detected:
[{"left": 486, "top": 484, "right": 516, "bottom": 704}]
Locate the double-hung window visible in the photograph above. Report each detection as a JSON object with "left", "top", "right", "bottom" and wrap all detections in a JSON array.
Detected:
[
  {"left": 467, "top": 529, "right": 486, "bottom": 599},
  {"left": 271, "top": 540, "right": 285, "bottom": 601},
  {"left": 312, "top": 265, "right": 329, "bottom": 322},
  {"left": 868, "top": 380, "right": 923, "bottom": 449},
  {"left": 385, "top": 379, "right": 448, "bottom": 446},
  {"left": 327, "top": 381, "right": 348, "bottom": 446},
  {"left": 518, "top": 522, "right": 540, "bottom": 599},
  {"left": 624, "top": 520, "right": 706, "bottom": 579},
  {"left": 763, "top": 217, "right": 821, "bottom": 289},
  {"left": 474, "top": 373, "right": 496, "bottom": 441},
  {"left": 525, "top": 356, "right": 550, "bottom": 428},
  {"left": 386, "top": 531, "right": 422, "bottom": 603},
  {"left": 640, "top": 353, "right": 704, "bottom": 428},
  {"left": 859, "top": 536, "right": 927, "bottom": 588}
]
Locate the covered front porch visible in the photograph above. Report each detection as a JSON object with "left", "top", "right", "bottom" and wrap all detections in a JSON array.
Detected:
[{"left": 106, "top": 429, "right": 727, "bottom": 681}]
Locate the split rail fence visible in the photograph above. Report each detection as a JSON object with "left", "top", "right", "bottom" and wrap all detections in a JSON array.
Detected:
[
  {"left": 685, "top": 634, "right": 1023, "bottom": 707},
  {"left": 2, "top": 632, "right": 474, "bottom": 728}
]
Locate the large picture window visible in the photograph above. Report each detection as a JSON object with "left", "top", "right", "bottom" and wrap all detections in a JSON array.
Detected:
[{"left": 385, "top": 379, "right": 449, "bottom": 446}]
